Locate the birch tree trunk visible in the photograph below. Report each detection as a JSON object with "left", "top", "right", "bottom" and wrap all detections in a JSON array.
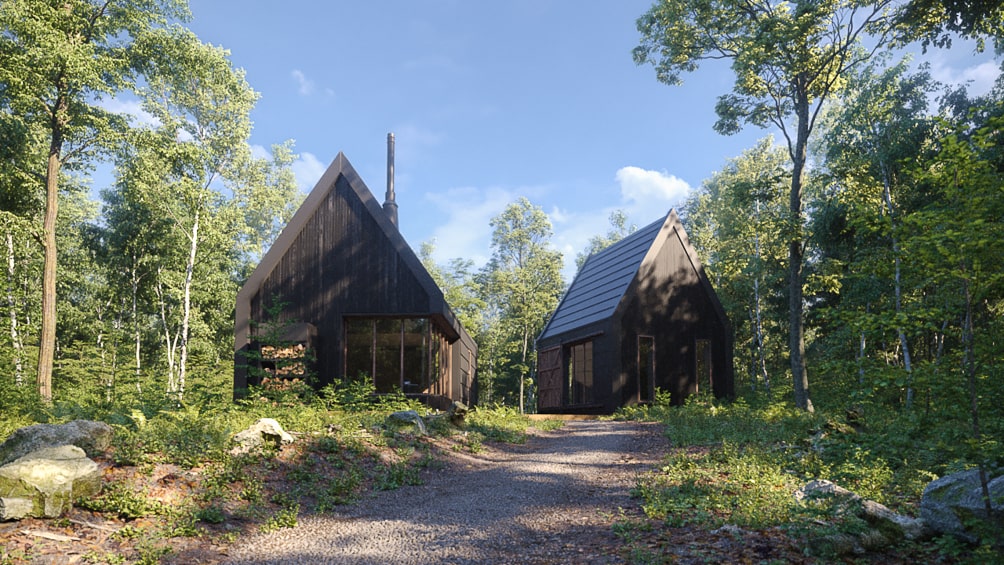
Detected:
[
  {"left": 178, "top": 211, "right": 200, "bottom": 404},
  {"left": 881, "top": 164, "right": 914, "bottom": 407},
  {"left": 6, "top": 231, "right": 24, "bottom": 386}
]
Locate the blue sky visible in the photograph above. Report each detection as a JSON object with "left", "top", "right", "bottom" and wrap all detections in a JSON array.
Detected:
[{"left": 173, "top": 0, "right": 1000, "bottom": 279}]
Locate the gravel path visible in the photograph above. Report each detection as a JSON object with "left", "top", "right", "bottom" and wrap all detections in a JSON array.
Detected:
[{"left": 222, "top": 420, "right": 668, "bottom": 564}]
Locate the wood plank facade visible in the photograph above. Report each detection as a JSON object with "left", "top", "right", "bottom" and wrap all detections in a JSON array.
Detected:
[
  {"left": 234, "top": 153, "right": 476, "bottom": 407},
  {"left": 536, "top": 210, "right": 733, "bottom": 414}
]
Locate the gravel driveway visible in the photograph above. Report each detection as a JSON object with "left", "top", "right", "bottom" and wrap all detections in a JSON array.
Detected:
[{"left": 222, "top": 420, "right": 668, "bottom": 564}]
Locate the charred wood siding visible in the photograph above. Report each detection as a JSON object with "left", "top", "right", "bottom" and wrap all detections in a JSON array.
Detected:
[
  {"left": 249, "top": 173, "right": 433, "bottom": 385},
  {"left": 617, "top": 225, "right": 720, "bottom": 406},
  {"left": 536, "top": 210, "right": 734, "bottom": 414}
]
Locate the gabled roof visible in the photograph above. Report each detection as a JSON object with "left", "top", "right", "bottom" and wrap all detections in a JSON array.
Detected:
[
  {"left": 538, "top": 209, "right": 721, "bottom": 342},
  {"left": 538, "top": 216, "right": 665, "bottom": 341},
  {"left": 235, "top": 153, "right": 459, "bottom": 352}
]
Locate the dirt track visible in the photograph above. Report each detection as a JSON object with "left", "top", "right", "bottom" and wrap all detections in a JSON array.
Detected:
[{"left": 221, "top": 420, "right": 669, "bottom": 564}]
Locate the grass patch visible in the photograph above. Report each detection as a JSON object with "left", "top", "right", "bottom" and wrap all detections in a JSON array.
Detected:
[{"left": 616, "top": 389, "right": 1004, "bottom": 562}]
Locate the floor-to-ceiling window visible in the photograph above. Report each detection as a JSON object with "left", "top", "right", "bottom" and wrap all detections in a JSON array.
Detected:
[{"left": 344, "top": 317, "right": 443, "bottom": 394}]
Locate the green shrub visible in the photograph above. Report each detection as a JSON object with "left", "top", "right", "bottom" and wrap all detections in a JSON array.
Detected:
[{"left": 77, "top": 481, "right": 167, "bottom": 520}]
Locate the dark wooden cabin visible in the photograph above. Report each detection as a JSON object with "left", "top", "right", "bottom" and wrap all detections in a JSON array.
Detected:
[
  {"left": 234, "top": 149, "right": 477, "bottom": 408},
  {"left": 536, "top": 210, "right": 733, "bottom": 414}
]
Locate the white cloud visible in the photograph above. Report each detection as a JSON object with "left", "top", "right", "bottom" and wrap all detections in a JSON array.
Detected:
[
  {"left": 250, "top": 144, "right": 270, "bottom": 160},
  {"left": 423, "top": 186, "right": 516, "bottom": 267},
  {"left": 291, "top": 69, "right": 315, "bottom": 96},
  {"left": 616, "top": 166, "right": 692, "bottom": 206},
  {"left": 292, "top": 152, "right": 327, "bottom": 192},
  {"left": 929, "top": 58, "right": 1001, "bottom": 96},
  {"left": 100, "top": 97, "right": 160, "bottom": 128}
]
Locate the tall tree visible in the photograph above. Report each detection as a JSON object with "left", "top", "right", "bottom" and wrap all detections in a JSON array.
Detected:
[
  {"left": 120, "top": 26, "right": 258, "bottom": 401},
  {"left": 895, "top": 0, "right": 1004, "bottom": 51},
  {"left": 0, "top": 0, "right": 187, "bottom": 401},
  {"left": 635, "top": 0, "right": 897, "bottom": 411},
  {"left": 420, "top": 241, "right": 486, "bottom": 341},
  {"left": 575, "top": 210, "right": 636, "bottom": 270},
  {"left": 482, "top": 198, "right": 564, "bottom": 413},
  {"left": 820, "top": 58, "right": 937, "bottom": 406},
  {"left": 684, "top": 137, "right": 789, "bottom": 396}
]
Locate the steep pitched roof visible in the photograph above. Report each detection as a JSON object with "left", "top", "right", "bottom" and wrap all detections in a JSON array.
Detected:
[
  {"left": 538, "top": 215, "right": 665, "bottom": 341},
  {"left": 538, "top": 209, "right": 722, "bottom": 342},
  {"left": 234, "top": 153, "right": 459, "bottom": 353}
]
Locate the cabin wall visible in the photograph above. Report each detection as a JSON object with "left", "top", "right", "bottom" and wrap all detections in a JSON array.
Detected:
[
  {"left": 616, "top": 227, "right": 732, "bottom": 406},
  {"left": 536, "top": 319, "right": 611, "bottom": 413},
  {"left": 249, "top": 174, "right": 433, "bottom": 386}
]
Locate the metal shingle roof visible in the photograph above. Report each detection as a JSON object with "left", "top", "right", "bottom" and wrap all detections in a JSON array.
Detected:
[{"left": 538, "top": 216, "right": 665, "bottom": 340}]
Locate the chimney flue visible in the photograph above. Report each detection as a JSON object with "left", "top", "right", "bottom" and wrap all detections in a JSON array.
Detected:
[{"left": 384, "top": 132, "right": 398, "bottom": 228}]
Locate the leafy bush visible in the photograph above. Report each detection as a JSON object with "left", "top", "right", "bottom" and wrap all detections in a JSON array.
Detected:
[
  {"left": 466, "top": 404, "right": 548, "bottom": 443},
  {"left": 77, "top": 481, "right": 168, "bottom": 520}
]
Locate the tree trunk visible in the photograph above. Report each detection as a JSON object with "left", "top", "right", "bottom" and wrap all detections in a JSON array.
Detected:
[
  {"left": 38, "top": 116, "right": 64, "bottom": 403},
  {"left": 131, "top": 256, "right": 142, "bottom": 378},
  {"left": 518, "top": 326, "right": 528, "bottom": 414},
  {"left": 752, "top": 204, "right": 770, "bottom": 399},
  {"left": 881, "top": 165, "right": 914, "bottom": 407},
  {"left": 6, "top": 231, "right": 24, "bottom": 386},
  {"left": 961, "top": 276, "right": 994, "bottom": 521},
  {"left": 789, "top": 85, "right": 813, "bottom": 412},
  {"left": 178, "top": 212, "right": 199, "bottom": 404},
  {"left": 156, "top": 269, "right": 178, "bottom": 398}
]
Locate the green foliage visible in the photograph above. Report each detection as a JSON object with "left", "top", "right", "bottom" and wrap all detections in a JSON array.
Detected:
[
  {"left": 478, "top": 198, "right": 564, "bottom": 410},
  {"left": 194, "top": 504, "right": 226, "bottom": 524},
  {"left": 260, "top": 505, "right": 298, "bottom": 533},
  {"left": 575, "top": 210, "right": 637, "bottom": 270},
  {"left": 634, "top": 442, "right": 801, "bottom": 528},
  {"left": 77, "top": 481, "right": 168, "bottom": 520},
  {"left": 465, "top": 404, "right": 559, "bottom": 444},
  {"left": 374, "top": 462, "right": 423, "bottom": 491}
]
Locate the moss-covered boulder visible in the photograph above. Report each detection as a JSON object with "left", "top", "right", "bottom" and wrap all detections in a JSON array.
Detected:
[
  {"left": 921, "top": 470, "right": 1004, "bottom": 543},
  {"left": 0, "top": 420, "right": 113, "bottom": 466},
  {"left": 0, "top": 445, "right": 102, "bottom": 520}
]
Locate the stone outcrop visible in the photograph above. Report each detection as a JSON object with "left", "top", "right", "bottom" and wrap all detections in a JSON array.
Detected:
[
  {"left": 232, "top": 418, "right": 295, "bottom": 453},
  {"left": 448, "top": 401, "right": 469, "bottom": 427},
  {"left": 0, "top": 445, "right": 102, "bottom": 520},
  {"left": 795, "top": 479, "right": 927, "bottom": 556},
  {"left": 385, "top": 410, "right": 427, "bottom": 435},
  {"left": 0, "top": 420, "right": 113, "bottom": 466},
  {"left": 920, "top": 469, "right": 1004, "bottom": 544}
]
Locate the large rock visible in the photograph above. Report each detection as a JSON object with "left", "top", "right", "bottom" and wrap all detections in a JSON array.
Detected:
[
  {"left": 795, "top": 479, "right": 927, "bottom": 556},
  {"left": 0, "top": 420, "right": 113, "bottom": 466},
  {"left": 232, "top": 418, "right": 294, "bottom": 453},
  {"left": 448, "top": 401, "right": 469, "bottom": 427},
  {"left": 386, "top": 410, "right": 427, "bottom": 435},
  {"left": 0, "top": 445, "right": 102, "bottom": 519},
  {"left": 921, "top": 469, "right": 1004, "bottom": 543}
]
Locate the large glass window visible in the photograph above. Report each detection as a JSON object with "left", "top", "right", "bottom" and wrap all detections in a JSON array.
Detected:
[
  {"left": 567, "top": 340, "right": 593, "bottom": 405},
  {"left": 345, "top": 317, "right": 441, "bottom": 394}
]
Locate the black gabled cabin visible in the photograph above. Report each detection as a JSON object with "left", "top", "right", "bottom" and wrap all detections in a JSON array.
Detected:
[
  {"left": 234, "top": 146, "right": 477, "bottom": 408},
  {"left": 536, "top": 210, "right": 733, "bottom": 414}
]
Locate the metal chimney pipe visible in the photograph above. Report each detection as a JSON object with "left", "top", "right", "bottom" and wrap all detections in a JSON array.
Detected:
[{"left": 384, "top": 132, "right": 398, "bottom": 228}]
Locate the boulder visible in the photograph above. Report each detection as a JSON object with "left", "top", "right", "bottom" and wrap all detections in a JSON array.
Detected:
[
  {"left": 448, "top": 401, "right": 469, "bottom": 427},
  {"left": 0, "top": 445, "right": 102, "bottom": 519},
  {"left": 385, "top": 410, "right": 427, "bottom": 435},
  {"left": 232, "top": 418, "right": 294, "bottom": 453},
  {"left": 0, "top": 420, "right": 113, "bottom": 466},
  {"left": 0, "top": 497, "right": 34, "bottom": 521},
  {"left": 920, "top": 469, "right": 1004, "bottom": 543},
  {"left": 796, "top": 479, "right": 926, "bottom": 556}
]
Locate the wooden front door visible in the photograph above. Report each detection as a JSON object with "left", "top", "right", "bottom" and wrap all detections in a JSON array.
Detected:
[{"left": 537, "top": 346, "right": 563, "bottom": 410}]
